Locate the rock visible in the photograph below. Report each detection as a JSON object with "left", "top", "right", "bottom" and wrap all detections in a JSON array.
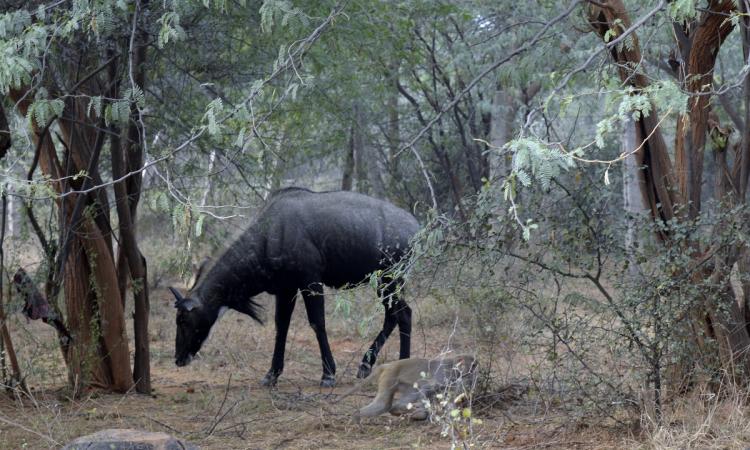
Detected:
[{"left": 62, "top": 428, "right": 199, "bottom": 450}]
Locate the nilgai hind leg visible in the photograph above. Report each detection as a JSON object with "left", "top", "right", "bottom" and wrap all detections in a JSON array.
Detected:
[{"left": 358, "top": 280, "right": 411, "bottom": 378}]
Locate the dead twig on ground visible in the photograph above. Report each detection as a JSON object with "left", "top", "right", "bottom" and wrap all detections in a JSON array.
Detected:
[{"left": 205, "top": 374, "right": 239, "bottom": 437}]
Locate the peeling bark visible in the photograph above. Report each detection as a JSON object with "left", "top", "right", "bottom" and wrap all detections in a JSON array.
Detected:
[
  {"left": 588, "top": 0, "right": 750, "bottom": 385},
  {"left": 674, "top": 0, "right": 736, "bottom": 218},
  {"left": 8, "top": 78, "right": 134, "bottom": 393},
  {"left": 588, "top": 1, "right": 681, "bottom": 236}
]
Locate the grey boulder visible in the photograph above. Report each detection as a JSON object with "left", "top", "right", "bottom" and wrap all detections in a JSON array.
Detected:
[{"left": 63, "top": 428, "right": 198, "bottom": 450}]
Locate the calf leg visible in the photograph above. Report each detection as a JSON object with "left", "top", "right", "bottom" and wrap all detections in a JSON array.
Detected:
[
  {"left": 389, "top": 385, "right": 420, "bottom": 415},
  {"left": 359, "top": 379, "right": 398, "bottom": 417},
  {"left": 358, "top": 296, "right": 398, "bottom": 378},
  {"left": 302, "top": 284, "right": 337, "bottom": 387},
  {"left": 390, "top": 383, "right": 430, "bottom": 420},
  {"left": 262, "top": 289, "right": 297, "bottom": 387}
]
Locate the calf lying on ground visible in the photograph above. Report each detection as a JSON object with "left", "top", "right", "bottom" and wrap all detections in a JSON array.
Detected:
[{"left": 337, "top": 354, "right": 477, "bottom": 420}]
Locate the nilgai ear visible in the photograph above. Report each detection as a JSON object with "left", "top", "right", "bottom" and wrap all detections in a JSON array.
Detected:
[
  {"left": 179, "top": 297, "right": 202, "bottom": 311},
  {"left": 190, "top": 257, "right": 212, "bottom": 290},
  {"left": 170, "top": 287, "right": 203, "bottom": 312}
]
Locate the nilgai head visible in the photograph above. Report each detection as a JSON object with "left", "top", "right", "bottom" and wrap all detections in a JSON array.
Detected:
[{"left": 170, "top": 286, "right": 216, "bottom": 367}]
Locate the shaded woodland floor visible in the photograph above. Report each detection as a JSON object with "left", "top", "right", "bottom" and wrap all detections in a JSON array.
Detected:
[{"left": 0, "top": 285, "right": 648, "bottom": 449}]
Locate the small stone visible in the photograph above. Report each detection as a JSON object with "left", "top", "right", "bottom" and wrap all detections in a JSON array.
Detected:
[{"left": 62, "top": 428, "right": 199, "bottom": 450}]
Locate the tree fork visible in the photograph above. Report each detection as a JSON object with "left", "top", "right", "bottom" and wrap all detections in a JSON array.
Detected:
[
  {"left": 8, "top": 83, "right": 134, "bottom": 393},
  {"left": 588, "top": 0, "right": 750, "bottom": 385}
]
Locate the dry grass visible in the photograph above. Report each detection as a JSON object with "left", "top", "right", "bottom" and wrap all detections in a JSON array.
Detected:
[
  {"left": 0, "top": 280, "right": 658, "bottom": 449},
  {"left": 636, "top": 385, "right": 750, "bottom": 450}
]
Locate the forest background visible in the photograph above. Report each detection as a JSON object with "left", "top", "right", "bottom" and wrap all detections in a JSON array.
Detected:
[{"left": 2, "top": 0, "right": 750, "bottom": 448}]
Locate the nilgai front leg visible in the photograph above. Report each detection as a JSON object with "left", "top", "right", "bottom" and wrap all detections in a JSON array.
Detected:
[
  {"left": 302, "top": 283, "right": 337, "bottom": 387},
  {"left": 262, "top": 288, "right": 297, "bottom": 387}
]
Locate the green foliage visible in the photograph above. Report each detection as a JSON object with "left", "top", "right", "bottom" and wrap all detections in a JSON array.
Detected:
[
  {"left": 202, "top": 98, "right": 224, "bottom": 135},
  {"left": 506, "top": 138, "right": 575, "bottom": 191},
  {"left": 668, "top": 0, "right": 698, "bottom": 22},
  {"left": 259, "top": 0, "right": 308, "bottom": 33},
  {"left": 27, "top": 98, "right": 64, "bottom": 128},
  {"left": 0, "top": 9, "right": 32, "bottom": 38},
  {"left": 3, "top": 0, "right": 750, "bottom": 432},
  {"left": 88, "top": 3, "right": 118, "bottom": 37},
  {"left": 647, "top": 79, "right": 689, "bottom": 115},
  {"left": 0, "top": 18, "right": 42, "bottom": 93},
  {"left": 157, "top": 11, "right": 185, "bottom": 48},
  {"left": 194, "top": 213, "right": 206, "bottom": 237},
  {"left": 87, "top": 96, "right": 103, "bottom": 118},
  {"left": 105, "top": 100, "right": 131, "bottom": 126},
  {"left": 125, "top": 85, "right": 146, "bottom": 109}
]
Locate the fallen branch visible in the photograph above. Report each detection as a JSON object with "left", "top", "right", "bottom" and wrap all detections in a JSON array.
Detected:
[
  {"left": 205, "top": 374, "right": 239, "bottom": 437},
  {"left": 0, "top": 413, "right": 60, "bottom": 446}
]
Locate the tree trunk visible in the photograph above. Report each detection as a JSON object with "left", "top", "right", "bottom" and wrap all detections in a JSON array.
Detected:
[
  {"left": 264, "top": 129, "right": 285, "bottom": 194},
  {"left": 0, "top": 191, "right": 24, "bottom": 390},
  {"left": 352, "top": 103, "right": 387, "bottom": 198},
  {"left": 8, "top": 80, "right": 134, "bottom": 394},
  {"left": 738, "top": 254, "right": 750, "bottom": 335},
  {"left": 353, "top": 103, "right": 368, "bottom": 194},
  {"left": 621, "top": 118, "right": 648, "bottom": 273},
  {"left": 488, "top": 88, "right": 515, "bottom": 184},
  {"left": 5, "top": 189, "right": 13, "bottom": 240},
  {"left": 79, "top": 218, "right": 133, "bottom": 392},
  {"left": 707, "top": 255, "right": 750, "bottom": 377},
  {"left": 674, "top": 0, "right": 735, "bottom": 220},
  {"left": 111, "top": 129, "right": 150, "bottom": 393},
  {"left": 386, "top": 60, "right": 401, "bottom": 195},
  {"left": 440, "top": 146, "right": 468, "bottom": 221},
  {"left": 341, "top": 124, "right": 355, "bottom": 191},
  {"left": 112, "top": 11, "right": 151, "bottom": 392},
  {"left": 0, "top": 102, "right": 10, "bottom": 159},
  {"left": 588, "top": 0, "right": 750, "bottom": 386},
  {"left": 201, "top": 150, "right": 217, "bottom": 207}
]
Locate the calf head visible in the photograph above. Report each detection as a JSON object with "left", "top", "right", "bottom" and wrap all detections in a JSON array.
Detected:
[
  {"left": 452, "top": 354, "right": 479, "bottom": 387},
  {"left": 170, "top": 287, "right": 216, "bottom": 367}
]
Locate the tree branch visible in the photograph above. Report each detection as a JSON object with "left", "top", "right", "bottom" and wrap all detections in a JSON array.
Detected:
[{"left": 397, "top": 0, "right": 582, "bottom": 158}]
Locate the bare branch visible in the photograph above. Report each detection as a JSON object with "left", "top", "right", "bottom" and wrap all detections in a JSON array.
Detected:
[{"left": 396, "top": 0, "right": 581, "bottom": 158}]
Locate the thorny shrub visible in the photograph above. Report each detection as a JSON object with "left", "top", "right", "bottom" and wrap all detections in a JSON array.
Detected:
[{"left": 405, "top": 172, "right": 750, "bottom": 439}]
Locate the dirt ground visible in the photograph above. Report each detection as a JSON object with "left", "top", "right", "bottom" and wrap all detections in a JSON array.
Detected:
[{"left": 0, "top": 284, "right": 630, "bottom": 449}]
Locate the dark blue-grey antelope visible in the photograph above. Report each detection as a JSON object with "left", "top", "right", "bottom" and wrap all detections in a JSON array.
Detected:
[{"left": 169, "top": 187, "right": 420, "bottom": 387}]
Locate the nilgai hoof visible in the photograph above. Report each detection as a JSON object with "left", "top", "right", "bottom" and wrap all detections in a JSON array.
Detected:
[
  {"left": 356, "top": 363, "right": 371, "bottom": 379},
  {"left": 320, "top": 374, "right": 336, "bottom": 388},
  {"left": 261, "top": 371, "right": 279, "bottom": 387}
]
